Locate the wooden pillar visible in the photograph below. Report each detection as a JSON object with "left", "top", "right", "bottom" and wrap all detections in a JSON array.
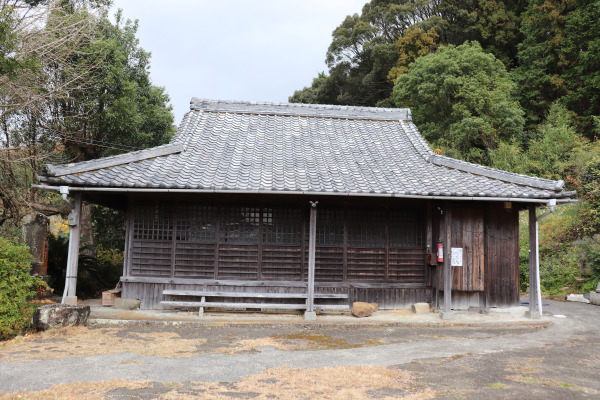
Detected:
[
  {"left": 65, "top": 193, "right": 82, "bottom": 305},
  {"left": 305, "top": 201, "right": 318, "bottom": 320},
  {"left": 528, "top": 205, "right": 541, "bottom": 318},
  {"left": 442, "top": 202, "right": 453, "bottom": 318},
  {"left": 170, "top": 201, "right": 178, "bottom": 278},
  {"left": 124, "top": 196, "right": 134, "bottom": 277},
  {"left": 426, "top": 204, "right": 434, "bottom": 305}
]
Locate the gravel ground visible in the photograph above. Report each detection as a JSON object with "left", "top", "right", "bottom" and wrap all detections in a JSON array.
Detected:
[{"left": 0, "top": 299, "right": 598, "bottom": 399}]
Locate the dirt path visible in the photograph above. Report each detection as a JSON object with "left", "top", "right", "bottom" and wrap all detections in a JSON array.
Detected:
[{"left": 0, "top": 300, "right": 598, "bottom": 399}]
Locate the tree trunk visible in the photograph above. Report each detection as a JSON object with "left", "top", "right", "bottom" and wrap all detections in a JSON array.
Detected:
[{"left": 80, "top": 201, "right": 95, "bottom": 255}]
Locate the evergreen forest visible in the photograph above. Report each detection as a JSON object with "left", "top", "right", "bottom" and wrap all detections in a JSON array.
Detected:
[{"left": 291, "top": 0, "right": 600, "bottom": 295}]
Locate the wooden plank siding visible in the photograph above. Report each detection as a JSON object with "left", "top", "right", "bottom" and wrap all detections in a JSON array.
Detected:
[
  {"left": 485, "top": 203, "right": 520, "bottom": 307},
  {"left": 124, "top": 198, "right": 432, "bottom": 309},
  {"left": 451, "top": 208, "right": 485, "bottom": 291},
  {"left": 122, "top": 197, "right": 521, "bottom": 310},
  {"left": 128, "top": 200, "right": 429, "bottom": 286}
]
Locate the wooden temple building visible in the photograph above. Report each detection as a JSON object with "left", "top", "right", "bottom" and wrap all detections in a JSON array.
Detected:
[{"left": 38, "top": 99, "right": 575, "bottom": 318}]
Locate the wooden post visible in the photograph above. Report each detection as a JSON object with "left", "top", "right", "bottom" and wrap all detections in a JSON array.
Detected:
[
  {"left": 441, "top": 202, "right": 453, "bottom": 319},
  {"left": 170, "top": 201, "right": 178, "bottom": 278},
  {"left": 305, "top": 201, "right": 318, "bottom": 320},
  {"left": 528, "top": 205, "right": 541, "bottom": 318},
  {"left": 65, "top": 193, "right": 82, "bottom": 305},
  {"left": 124, "top": 196, "right": 135, "bottom": 277}
]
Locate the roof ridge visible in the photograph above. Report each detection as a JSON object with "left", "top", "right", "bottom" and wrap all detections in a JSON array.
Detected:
[
  {"left": 189, "top": 98, "right": 412, "bottom": 121},
  {"left": 429, "top": 154, "right": 565, "bottom": 191},
  {"left": 46, "top": 143, "right": 183, "bottom": 177},
  {"left": 401, "top": 121, "right": 435, "bottom": 162}
]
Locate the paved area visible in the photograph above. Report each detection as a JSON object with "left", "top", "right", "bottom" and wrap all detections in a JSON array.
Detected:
[{"left": 1, "top": 299, "right": 599, "bottom": 399}]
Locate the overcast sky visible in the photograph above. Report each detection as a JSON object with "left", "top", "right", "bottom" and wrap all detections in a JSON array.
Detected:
[{"left": 111, "top": 0, "right": 366, "bottom": 123}]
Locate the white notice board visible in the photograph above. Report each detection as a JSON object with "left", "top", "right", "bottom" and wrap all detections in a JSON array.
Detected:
[{"left": 451, "top": 247, "right": 463, "bottom": 267}]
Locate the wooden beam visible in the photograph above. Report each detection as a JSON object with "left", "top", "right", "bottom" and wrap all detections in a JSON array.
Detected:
[
  {"left": 121, "top": 276, "right": 427, "bottom": 289},
  {"left": 162, "top": 290, "right": 348, "bottom": 299},
  {"left": 65, "top": 193, "right": 82, "bottom": 303},
  {"left": 528, "top": 205, "right": 540, "bottom": 318},
  {"left": 306, "top": 202, "right": 318, "bottom": 314}
]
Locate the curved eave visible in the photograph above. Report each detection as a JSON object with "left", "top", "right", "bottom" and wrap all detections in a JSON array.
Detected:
[{"left": 33, "top": 184, "right": 576, "bottom": 204}]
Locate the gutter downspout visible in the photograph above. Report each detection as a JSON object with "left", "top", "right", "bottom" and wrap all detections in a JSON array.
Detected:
[{"left": 535, "top": 199, "right": 557, "bottom": 316}]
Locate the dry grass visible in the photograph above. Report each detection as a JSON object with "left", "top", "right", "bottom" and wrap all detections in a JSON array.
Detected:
[
  {"left": 172, "top": 366, "right": 435, "bottom": 399},
  {"left": 0, "top": 328, "right": 386, "bottom": 362},
  {"left": 214, "top": 333, "right": 383, "bottom": 354},
  {"left": 0, "top": 366, "right": 435, "bottom": 400},
  {"left": 0, "top": 327, "right": 206, "bottom": 362},
  {"left": 0, "top": 379, "right": 150, "bottom": 400},
  {"left": 505, "top": 358, "right": 543, "bottom": 374}
]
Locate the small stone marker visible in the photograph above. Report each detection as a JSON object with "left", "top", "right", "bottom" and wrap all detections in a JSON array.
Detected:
[
  {"left": 590, "top": 291, "right": 600, "bottom": 306},
  {"left": 114, "top": 298, "right": 141, "bottom": 310},
  {"left": 411, "top": 303, "right": 430, "bottom": 314},
  {"left": 31, "top": 304, "right": 90, "bottom": 330},
  {"left": 352, "top": 302, "right": 378, "bottom": 318}
]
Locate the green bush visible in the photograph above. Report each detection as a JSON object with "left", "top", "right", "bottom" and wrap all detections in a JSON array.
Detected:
[
  {"left": 518, "top": 204, "right": 600, "bottom": 295},
  {"left": 0, "top": 237, "right": 38, "bottom": 340},
  {"left": 539, "top": 249, "right": 580, "bottom": 295}
]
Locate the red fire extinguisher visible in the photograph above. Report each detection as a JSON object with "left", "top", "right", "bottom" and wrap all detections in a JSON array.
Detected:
[{"left": 437, "top": 240, "right": 444, "bottom": 263}]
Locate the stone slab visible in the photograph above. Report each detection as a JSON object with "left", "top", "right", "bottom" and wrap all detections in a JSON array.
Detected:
[
  {"left": 439, "top": 311, "right": 454, "bottom": 320},
  {"left": 114, "top": 298, "right": 141, "bottom": 310},
  {"left": 31, "top": 304, "right": 90, "bottom": 330},
  {"left": 352, "top": 302, "right": 378, "bottom": 318},
  {"left": 567, "top": 294, "right": 590, "bottom": 304},
  {"left": 590, "top": 291, "right": 600, "bottom": 306},
  {"left": 412, "top": 303, "right": 430, "bottom": 314}
]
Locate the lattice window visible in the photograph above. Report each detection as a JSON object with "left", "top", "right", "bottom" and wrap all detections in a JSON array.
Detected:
[
  {"left": 316, "top": 207, "right": 344, "bottom": 246},
  {"left": 219, "top": 206, "right": 261, "bottom": 244},
  {"left": 133, "top": 201, "right": 173, "bottom": 240},
  {"left": 347, "top": 208, "right": 386, "bottom": 247},
  {"left": 263, "top": 207, "right": 302, "bottom": 245},
  {"left": 177, "top": 203, "right": 217, "bottom": 242},
  {"left": 389, "top": 209, "right": 425, "bottom": 247}
]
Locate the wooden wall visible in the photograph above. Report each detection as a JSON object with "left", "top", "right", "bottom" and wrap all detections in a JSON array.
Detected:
[
  {"left": 485, "top": 203, "right": 520, "bottom": 307},
  {"left": 122, "top": 196, "right": 431, "bottom": 310},
  {"left": 121, "top": 195, "right": 521, "bottom": 311},
  {"left": 451, "top": 207, "right": 485, "bottom": 291},
  {"left": 438, "top": 202, "right": 520, "bottom": 310},
  {"left": 126, "top": 199, "right": 429, "bottom": 286}
]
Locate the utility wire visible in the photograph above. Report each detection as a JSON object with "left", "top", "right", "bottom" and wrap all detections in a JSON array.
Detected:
[{"left": 51, "top": 131, "right": 145, "bottom": 152}]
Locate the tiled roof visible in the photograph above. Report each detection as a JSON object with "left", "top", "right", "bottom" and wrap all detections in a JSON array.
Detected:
[{"left": 42, "top": 98, "right": 573, "bottom": 200}]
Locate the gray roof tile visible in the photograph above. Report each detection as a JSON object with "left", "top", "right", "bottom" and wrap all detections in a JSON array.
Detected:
[{"left": 43, "top": 98, "right": 573, "bottom": 200}]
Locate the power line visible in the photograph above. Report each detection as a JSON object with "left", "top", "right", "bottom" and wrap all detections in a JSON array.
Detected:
[{"left": 51, "top": 131, "right": 145, "bottom": 152}]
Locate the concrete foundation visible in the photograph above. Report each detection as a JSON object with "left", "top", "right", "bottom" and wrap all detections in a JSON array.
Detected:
[{"left": 303, "top": 311, "right": 317, "bottom": 321}]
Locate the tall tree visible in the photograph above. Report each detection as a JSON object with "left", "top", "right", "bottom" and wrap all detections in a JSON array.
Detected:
[
  {"left": 515, "top": 0, "right": 600, "bottom": 136},
  {"left": 46, "top": 9, "right": 174, "bottom": 246},
  {"left": 0, "top": 2, "right": 173, "bottom": 235},
  {"left": 393, "top": 41, "right": 524, "bottom": 164},
  {"left": 291, "top": 0, "right": 527, "bottom": 107},
  {"left": 50, "top": 9, "right": 174, "bottom": 161},
  {"left": 0, "top": 0, "right": 104, "bottom": 227}
]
